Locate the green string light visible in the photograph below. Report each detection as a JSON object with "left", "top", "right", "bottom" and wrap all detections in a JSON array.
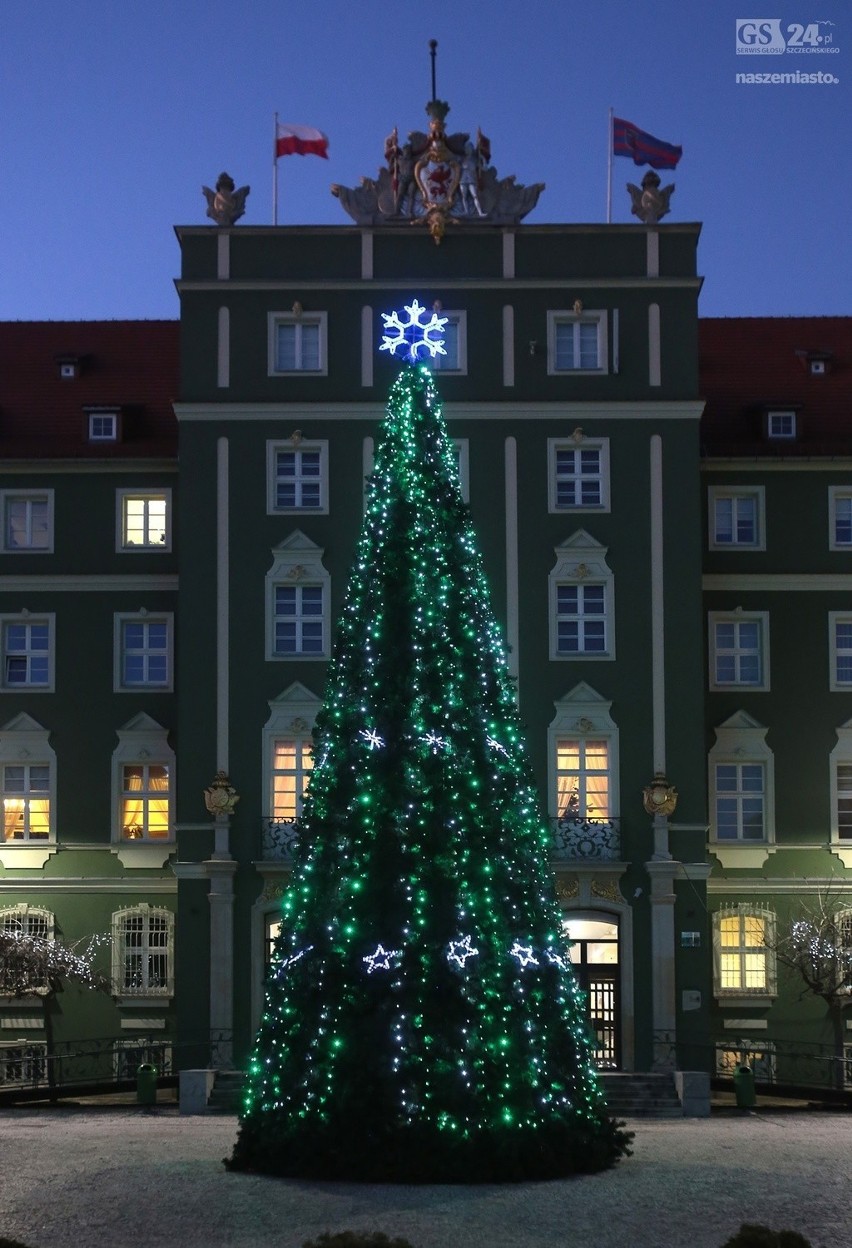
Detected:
[{"left": 229, "top": 359, "right": 631, "bottom": 1183}]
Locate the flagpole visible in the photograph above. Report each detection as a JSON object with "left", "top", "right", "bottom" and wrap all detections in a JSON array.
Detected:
[
  {"left": 273, "top": 112, "right": 279, "bottom": 226},
  {"left": 606, "top": 108, "right": 613, "bottom": 224}
]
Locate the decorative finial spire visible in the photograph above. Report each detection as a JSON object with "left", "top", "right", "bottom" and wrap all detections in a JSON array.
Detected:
[{"left": 429, "top": 39, "right": 438, "bottom": 101}]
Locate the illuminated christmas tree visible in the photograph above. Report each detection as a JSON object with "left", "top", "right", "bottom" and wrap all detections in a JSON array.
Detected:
[{"left": 229, "top": 302, "right": 630, "bottom": 1182}]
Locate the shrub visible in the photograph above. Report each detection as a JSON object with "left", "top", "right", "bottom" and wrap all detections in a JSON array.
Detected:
[
  {"left": 721, "top": 1224, "right": 813, "bottom": 1248},
  {"left": 302, "top": 1234, "right": 417, "bottom": 1248}
]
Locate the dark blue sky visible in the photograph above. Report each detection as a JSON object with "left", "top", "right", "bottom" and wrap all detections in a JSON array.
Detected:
[{"left": 3, "top": 0, "right": 848, "bottom": 320}]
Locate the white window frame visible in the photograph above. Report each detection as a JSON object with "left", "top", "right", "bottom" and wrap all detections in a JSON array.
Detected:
[
  {"left": 114, "top": 1039, "right": 173, "bottom": 1080},
  {"left": 712, "top": 906, "right": 776, "bottom": 999},
  {"left": 266, "top": 532, "right": 330, "bottom": 661},
  {"left": 708, "top": 711, "right": 775, "bottom": 850},
  {"left": 268, "top": 311, "right": 328, "bottom": 376},
  {"left": 0, "top": 614, "right": 55, "bottom": 692},
  {"left": 0, "top": 490, "right": 54, "bottom": 554},
  {"left": 549, "top": 531, "right": 615, "bottom": 661},
  {"left": 263, "top": 683, "right": 321, "bottom": 837},
  {"left": 830, "top": 720, "right": 852, "bottom": 845},
  {"left": 548, "top": 683, "right": 619, "bottom": 823},
  {"left": 116, "top": 490, "right": 172, "bottom": 552},
  {"left": 708, "top": 611, "right": 769, "bottom": 691},
  {"left": 267, "top": 440, "right": 329, "bottom": 515},
  {"left": 87, "top": 410, "right": 118, "bottom": 442},
  {"left": 0, "top": 715, "right": 57, "bottom": 865},
  {"left": 829, "top": 487, "right": 852, "bottom": 551},
  {"left": 0, "top": 1041, "right": 48, "bottom": 1087},
  {"left": 716, "top": 1041, "right": 776, "bottom": 1081},
  {"left": 708, "top": 486, "right": 765, "bottom": 551},
  {"left": 111, "top": 714, "right": 175, "bottom": 845},
  {"left": 111, "top": 904, "right": 174, "bottom": 999},
  {"left": 766, "top": 409, "right": 797, "bottom": 440},
  {"left": 829, "top": 613, "right": 852, "bottom": 691},
  {"left": 547, "top": 310, "right": 608, "bottom": 375},
  {"left": 0, "top": 904, "right": 54, "bottom": 994},
  {"left": 430, "top": 310, "right": 467, "bottom": 375},
  {"left": 113, "top": 613, "right": 174, "bottom": 692},
  {"left": 548, "top": 438, "right": 610, "bottom": 513}
]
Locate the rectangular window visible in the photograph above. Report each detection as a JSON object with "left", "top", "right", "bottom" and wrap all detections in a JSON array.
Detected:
[
  {"left": 556, "top": 584, "right": 607, "bottom": 655},
  {"left": 717, "top": 912, "right": 769, "bottom": 992},
  {"left": 275, "top": 449, "right": 323, "bottom": 510},
  {"left": 271, "top": 739, "right": 314, "bottom": 822},
  {"left": 430, "top": 312, "right": 467, "bottom": 374},
  {"left": 1, "top": 492, "right": 53, "bottom": 552},
  {"left": 709, "top": 488, "right": 764, "bottom": 550},
  {"left": 88, "top": 411, "right": 118, "bottom": 442},
  {"left": 273, "top": 585, "right": 324, "bottom": 655},
  {"left": 118, "top": 618, "right": 171, "bottom": 689},
  {"left": 710, "top": 614, "right": 768, "bottom": 689},
  {"left": 121, "top": 764, "right": 171, "bottom": 841},
  {"left": 830, "top": 615, "right": 852, "bottom": 689},
  {"left": 1, "top": 764, "right": 51, "bottom": 841},
  {"left": 1, "top": 619, "right": 52, "bottom": 689},
  {"left": 836, "top": 763, "right": 852, "bottom": 839},
  {"left": 766, "top": 410, "right": 796, "bottom": 440},
  {"left": 556, "top": 739, "right": 610, "bottom": 821},
  {"left": 119, "top": 492, "right": 170, "bottom": 550},
  {"left": 829, "top": 488, "right": 852, "bottom": 550},
  {"left": 115, "top": 1042, "right": 172, "bottom": 1080},
  {"left": 0, "top": 1043, "right": 47, "bottom": 1087},
  {"left": 715, "top": 763, "right": 765, "bottom": 841},
  {"left": 552, "top": 444, "right": 608, "bottom": 510},
  {"left": 548, "top": 311, "right": 607, "bottom": 374},
  {"left": 117, "top": 911, "right": 171, "bottom": 994},
  {"left": 269, "top": 313, "right": 327, "bottom": 375}
]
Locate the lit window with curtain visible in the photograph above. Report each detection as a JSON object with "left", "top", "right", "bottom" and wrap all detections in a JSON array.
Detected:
[
  {"left": 714, "top": 908, "right": 775, "bottom": 995},
  {"left": 121, "top": 763, "right": 171, "bottom": 840},
  {"left": 556, "top": 738, "right": 610, "bottom": 821},
  {"left": 1, "top": 764, "right": 51, "bottom": 841},
  {"left": 121, "top": 494, "right": 169, "bottom": 548},
  {"left": 271, "top": 738, "right": 313, "bottom": 823}
]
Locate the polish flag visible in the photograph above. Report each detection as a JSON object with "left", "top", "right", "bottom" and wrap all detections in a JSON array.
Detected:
[{"left": 275, "top": 123, "right": 329, "bottom": 159}]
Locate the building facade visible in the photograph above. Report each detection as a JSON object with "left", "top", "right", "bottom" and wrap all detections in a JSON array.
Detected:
[
  {"left": 171, "top": 217, "right": 710, "bottom": 1075},
  {"left": 2, "top": 226, "right": 849, "bottom": 1097},
  {"left": 700, "top": 317, "right": 852, "bottom": 1088},
  {"left": 0, "top": 321, "right": 180, "bottom": 1085}
]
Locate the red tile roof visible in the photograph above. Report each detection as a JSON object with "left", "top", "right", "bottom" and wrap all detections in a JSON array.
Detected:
[
  {"left": 700, "top": 317, "right": 852, "bottom": 457},
  {"left": 0, "top": 321, "right": 179, "bottom": 459}
]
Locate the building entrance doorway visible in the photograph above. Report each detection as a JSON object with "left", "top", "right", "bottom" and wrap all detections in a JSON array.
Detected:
[{"left": 562, "top": 913, "right": 620, "bottom": 1069}]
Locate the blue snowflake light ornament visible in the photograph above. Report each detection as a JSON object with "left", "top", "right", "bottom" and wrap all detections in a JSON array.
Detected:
[{"left": 380, "top": 299, "right": 447, "bottom": 363}]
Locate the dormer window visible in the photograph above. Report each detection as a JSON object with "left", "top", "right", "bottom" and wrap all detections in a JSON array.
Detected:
[
  {"left": 765, "top": 409, "right": 797, "bottom": 441},
  {"left": 85, "top": 408, "right": 120, "bottom": 443},
  {"left": 56, "top": 357, "right": 79, "bottom": 380}
]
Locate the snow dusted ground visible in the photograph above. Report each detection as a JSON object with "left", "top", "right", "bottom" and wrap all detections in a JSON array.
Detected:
[{"left": 0, "top": 1108, "right": 848, "bottom": 1248}]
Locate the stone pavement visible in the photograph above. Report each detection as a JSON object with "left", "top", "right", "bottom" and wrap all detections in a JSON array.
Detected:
[{"left": 0, "top": 1107, "right": 848, "bottom": 1248}]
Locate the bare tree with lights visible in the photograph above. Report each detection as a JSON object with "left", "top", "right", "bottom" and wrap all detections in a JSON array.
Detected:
[
  {"left": 0, "top": 924, "right": 110, "bottom": 1100},
  {"left": 766, "top": 885, "right": 852, "bottom": 1091},
  {"left": 229, "top": 302, "right": 630, "bottom": 1182}
]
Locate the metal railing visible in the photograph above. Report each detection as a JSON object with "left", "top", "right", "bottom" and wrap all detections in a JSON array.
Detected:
[{"left": 261, "top": 815, "right": 622, "bottom": 863}]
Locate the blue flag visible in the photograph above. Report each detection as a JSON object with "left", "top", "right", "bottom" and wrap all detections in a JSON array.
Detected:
[{"left": 613, "top": 118, "right": 682, "bottom": 170}]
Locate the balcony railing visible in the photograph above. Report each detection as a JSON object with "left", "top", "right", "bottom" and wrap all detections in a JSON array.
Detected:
[
  {"left": 261, "top": 815, "right": 621, "bottom": 863},
  {"left": 551, "top": 815, "right": 621, "bottom": 861},
  {"left": 261, "top": 818, "right": 301, "bottom": 861}
]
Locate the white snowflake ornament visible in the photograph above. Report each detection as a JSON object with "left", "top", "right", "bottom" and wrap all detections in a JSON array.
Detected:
[{"left": 380, "top": 299, "right": 448, "bottom": 362}]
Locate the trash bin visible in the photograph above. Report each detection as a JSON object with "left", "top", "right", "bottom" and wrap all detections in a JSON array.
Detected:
[
  {"left": 732, "top": 1062, "right": 756, "bottom": 1109},
  {"left": 136, "top": 1063, "right": 158, "bottom": 1106}
]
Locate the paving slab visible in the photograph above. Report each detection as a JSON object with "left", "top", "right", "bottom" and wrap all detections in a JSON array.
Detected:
[{"left": 0, "top": 1108, "right": 848, "bottom": 1248}]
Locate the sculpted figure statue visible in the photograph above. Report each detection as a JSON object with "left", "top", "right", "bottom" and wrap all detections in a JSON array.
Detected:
[
  {"left": 459, "top": 142, "right": 484, "bottom": 216},
  {"left": 202, "top": 172, "right": 250, "bottom": 226}
]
